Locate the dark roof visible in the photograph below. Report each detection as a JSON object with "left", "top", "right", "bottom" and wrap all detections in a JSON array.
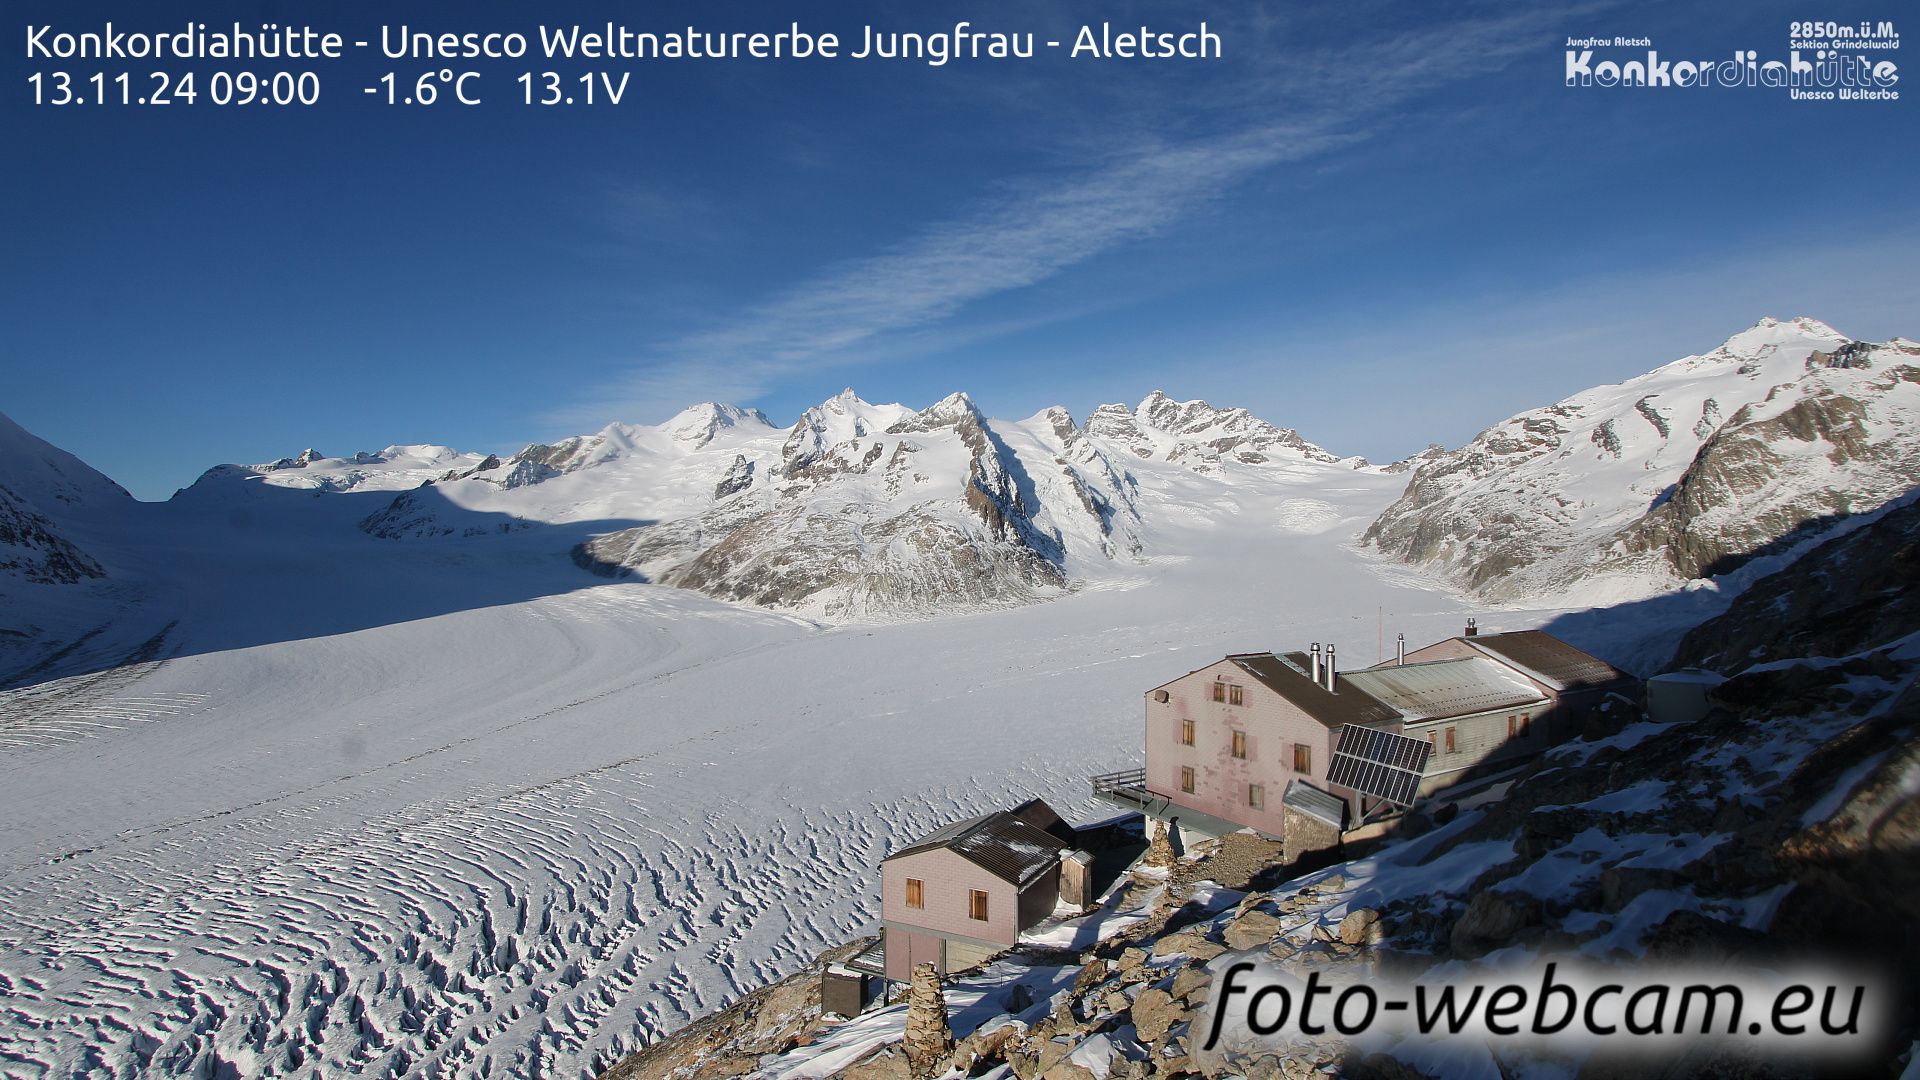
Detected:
[
  {"left": 1282, "top": 780, "right": 1348, "bottom": 829},
  {"left": 883, "top": 807, "right": 1069, "bottom": 886},
  {"left": 1009, "top": 798, "right": 1078, "bottom": 847},
  {"left": 1227, "top": 652, "right": 1401, "bottom": 729},
  {"left": 1463, "top": 631, "right": 1634, "bottom": 692}
]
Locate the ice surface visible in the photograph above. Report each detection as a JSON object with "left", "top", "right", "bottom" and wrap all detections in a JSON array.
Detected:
[{"left": 0, "top": 431, "right": 1624, "bottom": 1079}]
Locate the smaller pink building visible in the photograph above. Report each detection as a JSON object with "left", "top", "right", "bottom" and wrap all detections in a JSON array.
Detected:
[{"left": 878, "top": 799, "right": 1076, "bottom": 982}]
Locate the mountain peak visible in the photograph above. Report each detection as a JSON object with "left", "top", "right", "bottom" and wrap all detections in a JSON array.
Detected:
[
  {"left": 0, "top": 412, "right": 133, "bottom": 509},
  {"left": 660, "top": 402, "right": 775, "bottom": 449},
  {"left": 890, "top": 391, "right": 987, "bottom": 437},
  {"left": 1717, "top": 315, "right": 1847, "bottom": 359},
  {"left": 923, "top": 390, "right": 978, "bottom": 415}
]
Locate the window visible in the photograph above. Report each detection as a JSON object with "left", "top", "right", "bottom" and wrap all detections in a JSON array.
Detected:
[
  {"left": 1444, "top": 727, "right": 1457, "bottom": 753},
  {"left": 1180, "top": 766, "right": 1196, "bottom": 794},
  {"left": 905, "top": 878, "right": 924, "bottom": 910},
  {"left": 1228, "top": 685, "right": 1244, "bottom": 706},
  {"left": 1212, "top": 682, "right": 1226, "bottom": 703},
  {"left": 1427, "top": 730, "right": 1437, "bottom": 749},
  {"left": 1516, "top": 714, "right": 1531, "bottom": 737},
  {"left": 1231, "top": 730, "right": 1247, "bottom": 759},
  {"left": 1248, "top": 783, "right": 1265, "bottom": 810},
  {"left": 969, "top": 889, "right": 989, "bottom": 921},
  {"left": 1292, "top": 743, "right": 1312, "bottom": 774},
  {"left": 1180, "top": 718, "right": 1195, "bottom": 746}
]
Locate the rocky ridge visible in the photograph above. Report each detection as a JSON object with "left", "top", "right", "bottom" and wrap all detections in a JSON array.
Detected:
[
  {"left": 0, "top": 410, "right": 129, "bottom": 588},
  {"left": 1363, "top": 318, "right": 1920, "bottom": 606}
]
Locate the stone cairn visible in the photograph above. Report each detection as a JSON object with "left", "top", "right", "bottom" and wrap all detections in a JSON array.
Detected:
[
  {"left": 1144, "top": 819, "right": 1177, "bottom": 869},
  {"left": 902, "top": 962, "right": 953, "bottom": 1077}
]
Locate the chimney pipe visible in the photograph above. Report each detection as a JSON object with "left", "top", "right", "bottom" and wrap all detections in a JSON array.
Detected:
[
  {"left": 1309, "top": 642, "right": 1322, "bottom": 683},
  {"left": 1324, "top": 644, "right": 1337, "bottom": 691},
  {"left": 1465, "top": 617, "right": 1478, "bottom": 638},
  {"left": 1396, "top": 633, "right": 1405, "bottom": 666}
]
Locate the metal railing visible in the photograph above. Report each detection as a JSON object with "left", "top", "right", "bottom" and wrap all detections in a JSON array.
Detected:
[
  {"left": 1089, "top": 767, "right": 1157, "bottom": 811},
  {"left": 842, "top": 938, "right": 888, "bottom": 979}
]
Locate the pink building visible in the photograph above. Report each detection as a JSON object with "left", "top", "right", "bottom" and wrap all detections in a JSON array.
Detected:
[
  {"left": 1094, "top": 625, "right": 1635, "bottom": 844},
  {"left": 878, "top": 799, "right": 1078, "bottom": 981}
]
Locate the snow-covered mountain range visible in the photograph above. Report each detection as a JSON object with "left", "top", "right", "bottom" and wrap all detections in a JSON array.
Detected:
[
  {"left": 168, "top": 389, "right": 1362, "bottom": 620},
  {"left": 9, "top": 316, "right": 1920, "bottom": 634},
  {"left": 7, "top": 316, "right": 1918, "bottom": 632},
  {"left": 1363, "top": 317, "right": 1920, "bottom": 605},
  {"left": 3, "top": 315, "right": 1918, "bottom": 1079}
]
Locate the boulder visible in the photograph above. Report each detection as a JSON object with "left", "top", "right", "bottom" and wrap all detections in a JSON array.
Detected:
[
  {"left": 1337, "top": 908, "right": 1383, "bottom": 946},
  {"left": 1222, "top": 909, "right": 1282, "bottom": 951},
  {"left": 949, "top": 1022, "right": 1021, "bottom": 1074},
  {"left": 1130, "top": 987, "right": 1190, "bottom": 1042},
  {"left": 1599, "top": 866, "right": 1687, "bottom": 912},
  {"left": 1171, "top": 966, "right": 1212, "bottom": 1004},
  {"left": 1152, "top": 928, "right": 1225, "bottom": 961},
  {"left": 1449, "top": 891, "right": 1541, "bottom": 956}
]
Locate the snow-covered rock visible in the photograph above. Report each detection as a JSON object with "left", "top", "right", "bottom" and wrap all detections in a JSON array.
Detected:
[
  {"left": 0, "top": 411, "right": 131, "bottom": 511},
  {"left": 1363, "top": 318, "right": 1920, "bottom": 605},
  {"left": 182, "top": 443, "right": 489, "bottom": 496},
  {"left": 1084, "top": 390, "right": 1361, "bottom": 470},
  {"left": 0, "top": 411, "right": 128, "bottom": 585},
  {"left": 0, "top": 485, "right": 106, "bottom": 584}
]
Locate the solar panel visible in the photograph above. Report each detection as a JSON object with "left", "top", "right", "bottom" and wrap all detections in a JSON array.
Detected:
[{"left": 1325, "top": 725, "right": 1432, "bottom": 808}]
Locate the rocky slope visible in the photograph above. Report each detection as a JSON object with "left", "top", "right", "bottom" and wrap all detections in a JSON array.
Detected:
[
  {"left": 0, "top": 411, "right": 129, "bottom": 586},
  {"left": 608, "top": 527, "right": 1920, "bottom": 1079},
  {"left": 1363, "top": 318, "right": 1920, "bottom": 606},
  {"left": 0, "top": 485, "right": 106, "bottom": 585},
  {"left": 1668, "top": 492, "right": 1920, "bottom": 674},
  {"left": 575, "top": 393, "right": 1097, "bottom": 619}
]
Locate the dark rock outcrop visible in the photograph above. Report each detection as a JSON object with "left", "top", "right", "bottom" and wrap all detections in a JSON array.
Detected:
[{"left": 1669, "top": 494, "right": 1920, "bottom": 673}]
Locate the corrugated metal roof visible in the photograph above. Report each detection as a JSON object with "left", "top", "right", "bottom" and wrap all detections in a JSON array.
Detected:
[
  {"left": 1228, "top": 652, "right": 1401, "bottom": 729},
  {"left": 1340, "top": 656, "right": 1547, "bottom": 722},
  {"left": 883, "top": 808, "right": 1069, "bottom": 886},
  {"left": 1465, "top": 631, "right": 1635, "bottom": 691},
  {"left": 1282, "top": 780, "right": 1348, "bottom": 829}
]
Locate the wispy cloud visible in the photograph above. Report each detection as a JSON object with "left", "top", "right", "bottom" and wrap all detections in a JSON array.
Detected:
[
  {"left": 544, "top": 5, "right": 1591, "bottom": 431},
  {"left": 1192, "top": 222, "right": 1920, "bottom": 462}
]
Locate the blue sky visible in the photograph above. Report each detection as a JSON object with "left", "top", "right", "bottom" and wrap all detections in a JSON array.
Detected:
[{"left": 6, "top": 0, "right": 1916, "bottom": 499}]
